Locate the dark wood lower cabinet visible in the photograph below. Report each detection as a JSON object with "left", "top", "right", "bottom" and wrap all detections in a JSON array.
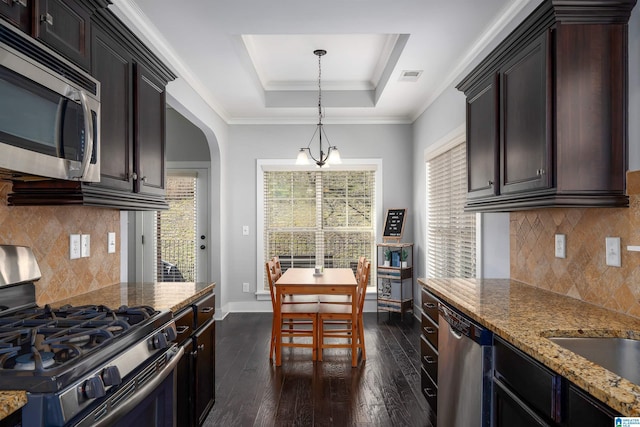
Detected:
[
  {"left": 563, "top": 383, "right": 620, "bottom": 427},
  {"left": 177, "top": 337, "right": 194, "bottom": 426},
  {"left": 494, "top": 378, "right": 552, "bottom": 427},
  {"left": 195, "top": 319, "right": 215, "bottom": 425},
  {"left": 175, "top": 292, "right": 215, "bottom": 426},
  {"left": 492, "top": 336, "right": 621, "bottom": 427}
]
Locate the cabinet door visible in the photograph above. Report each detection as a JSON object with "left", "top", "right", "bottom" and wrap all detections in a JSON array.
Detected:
[
  {"left": 0, "top": 0, "right": 30, "bottom": 31},
  {"left": 134, "top": 63, "right": 166, "bottom": 196},
  {"left": 194, "top": 319, "right": 215, "bottom": 425},
  {"left": 91, "top": 25, "right": 134, "bottom": 192},
  {"left": 176, "top": 338, "right": 194, "bottom": 427},
  {"left": 466, "top": 73, "right": 499, "bottom": 199},
  {"left": 565, "top": 383, "right": 619, "bottom": 427},
  {"left": 35, "top": 0, "right": 91, "bottom": 69},
  {"left": 499, "top": 33, "right": 551, "bottom": 195},
  {"left": 494, "top": 379, "right": 552, "bottom": 427}
]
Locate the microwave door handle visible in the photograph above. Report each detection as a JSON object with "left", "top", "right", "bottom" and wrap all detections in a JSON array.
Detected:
[
  {"left": 54, "top": 99, "right": 65, "bottom": 159},
  {"left": 71, "top": 90, "right": 94, "bottom": 180}
]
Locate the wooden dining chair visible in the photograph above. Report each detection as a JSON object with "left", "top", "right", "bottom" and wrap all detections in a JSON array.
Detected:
[
  {"left": 266, "top": 260, "right": 319, "bottom": 362},
  {"left": 318, "top": 256, "right": 366, "bottom": 305},
  {"left": 317, "top": 261, "right": 370, "bottom": 362},
  {"left": 272, "top": 256, "right": 318, "bottom": 304}
]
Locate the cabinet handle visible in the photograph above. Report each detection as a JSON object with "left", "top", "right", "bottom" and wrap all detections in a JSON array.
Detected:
[
  {"left": 536, "top": 169, "right": 545, "bottom": 176},
  {"left": 40, "top": 13, "right": 53, "bottom": 25},
  {"left": 424, "top": 387, "right": 437, "bottom": 398},
  {"left": 487, "top": 180, "right": 493, "bottom": 186},
  {"left": 423, "top": 355, "right": 436, "bottom": 364},
  {"left": 423, "top": 327, "right": 436, "bottom": 335},
  {"left": 200, "top": 307, "right": 214, "bottom": 313},
  {"left": 140, "top": 176, "right": 147, "bottom": 183},
  {"left": 191, "top": 350, "right": 198, "bottom": 358},
  {"left": 131, "top": 172, "right": 138, "bottom": 181},
  {"left": 176, "top": 325, "right": 190, "bottom": 335},
  {"left": 423, "top": 302, "right": 436, "bottom": 309},
  {"left": 13, "top": 0, "right": 27, "bottom": 7},
  {"left": 198, "top": 344, "right": 205, "bottom": 351}
]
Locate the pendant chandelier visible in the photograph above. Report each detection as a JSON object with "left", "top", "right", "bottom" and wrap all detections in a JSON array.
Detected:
[{"left": 295, "top": 49, "right": 341, "bottom": 168}]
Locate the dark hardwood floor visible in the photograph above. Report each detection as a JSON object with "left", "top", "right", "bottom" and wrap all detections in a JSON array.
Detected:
[{"left": 203, "top": 312, "right": 433, "bottom": 427}]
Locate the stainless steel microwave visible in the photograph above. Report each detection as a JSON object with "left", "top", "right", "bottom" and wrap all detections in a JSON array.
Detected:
[{"left": 0, "top": 20, "right": 100, "bottom": 182}]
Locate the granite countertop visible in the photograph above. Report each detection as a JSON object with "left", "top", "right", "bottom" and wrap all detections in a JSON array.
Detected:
[
  {"left": 0, "top": 282, "right": 215, "bottom": 421},
  {"left": 418, "top": 278, "right": 640, "bottom": 417},
  {"left": 49, "top": 282, "right": 215, "bottom": 313}
]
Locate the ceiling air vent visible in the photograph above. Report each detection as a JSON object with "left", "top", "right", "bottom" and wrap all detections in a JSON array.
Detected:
[{"left": 399, "top": 70, "right": 423, "bottom": 82}]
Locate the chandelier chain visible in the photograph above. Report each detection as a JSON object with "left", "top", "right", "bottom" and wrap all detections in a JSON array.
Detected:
[{"left": 317, "top": 52, "right": 322, "bottom": 123}]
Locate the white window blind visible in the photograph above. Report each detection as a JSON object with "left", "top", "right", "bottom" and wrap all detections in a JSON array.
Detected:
[
  {"left": 263, "top": 169, "right": 375, "bottom": 288},
  {"left": 156, "top": 173, "right": 198, "bottom": 282},
  {"left": 426, "top": 142, "right": 476, "bottom": 278}
]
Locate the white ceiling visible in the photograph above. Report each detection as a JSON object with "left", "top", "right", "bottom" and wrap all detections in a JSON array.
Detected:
[{"left": 111, "top": 0, "right": 540, "bottom": 124}]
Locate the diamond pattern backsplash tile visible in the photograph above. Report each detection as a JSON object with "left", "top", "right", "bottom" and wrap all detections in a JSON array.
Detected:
[
  {"left": 0, "top": 181, "right": 120, "bottom": 304},
  {"left": 511, "top": 171, "right": 640, "bottom": 319}
]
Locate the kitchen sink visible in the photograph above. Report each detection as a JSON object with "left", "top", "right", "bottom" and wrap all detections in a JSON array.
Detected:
[{"left": 548, "top": 337, "right": 640, "bottom": 385}]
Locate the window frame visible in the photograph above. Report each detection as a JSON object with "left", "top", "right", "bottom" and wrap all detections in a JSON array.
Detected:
[{"left": 256, "top": 158, "right": 383, "bottom": 297}]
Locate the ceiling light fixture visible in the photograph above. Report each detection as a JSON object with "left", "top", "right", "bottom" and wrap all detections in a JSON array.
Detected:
[{"left": 296, "top": 49, "right": 341, "bottom": 168}]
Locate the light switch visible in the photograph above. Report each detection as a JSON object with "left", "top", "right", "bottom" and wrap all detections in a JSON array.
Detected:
[
  {"left": 70, "top": 234, "right": 81, "bottom": 260},
  {"left": 108, "top": 232, "right": 116, "bottom": 254},
  {"left": 81, "top": 234, "right": 90, "bottom": 258},
  {"left": 555, "top": 234, "right": 566, "bottom": 259},
  {"left": 242, "top": 225, "right": 249, "bottom": 236},
  {"left": 605, "top": 237, "right": 621, "bottom": 267}
]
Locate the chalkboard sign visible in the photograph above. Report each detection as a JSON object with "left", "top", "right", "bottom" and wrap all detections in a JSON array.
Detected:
[{"left": 383, "top": 209, "right": 406, "bottom": 240}]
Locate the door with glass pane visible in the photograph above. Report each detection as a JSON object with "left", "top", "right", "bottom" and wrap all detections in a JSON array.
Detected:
[{"left": 137, "top": 168, "right": 209, "bottom": 282}]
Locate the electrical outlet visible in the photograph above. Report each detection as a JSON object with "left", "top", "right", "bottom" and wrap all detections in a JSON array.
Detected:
[
  {"left": 242, "top": 282, "right": 250, "bottom": 292},
  {"left": 70, "top": 234, "right": 81, "bottom": 259},
  {"left": 242, "top": 226, "right": 249, "bottom": 236},
  {"left": 108, "top": 232, "right": 116, "bottom": 254},
  {"left": 81, "top": 234, "right": 90, "bottom": 258},
  {"left": 555, "top": 234, "right": 566, "bottom": 259},
  {"left": 605, "top": 237, "right": 621, "bottom": 267}
]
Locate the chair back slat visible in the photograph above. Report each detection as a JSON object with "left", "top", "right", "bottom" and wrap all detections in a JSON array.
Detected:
[
  {"left": 357, "top": 261, "right": 370, "bottom": 314},
  {"left": 266, "top": 260, "right": 277, "bottom": 310}
]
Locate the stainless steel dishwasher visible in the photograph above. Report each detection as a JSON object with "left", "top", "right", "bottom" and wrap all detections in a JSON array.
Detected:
[{"left": 437, "top": 302, "right": 493, "bottom": 427}]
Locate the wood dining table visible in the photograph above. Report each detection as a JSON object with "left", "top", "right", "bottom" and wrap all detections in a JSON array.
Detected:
[{"left": 274, "top": 267, "right": 358, "bottom": 367}]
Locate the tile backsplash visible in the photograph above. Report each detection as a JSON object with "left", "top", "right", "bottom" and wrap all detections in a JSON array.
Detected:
[
  {"left": 0, "top": 181, "right": 119, "bottom": 304},
  {"left": 511, "top": 171, "right": 640, "bottom": 318}
]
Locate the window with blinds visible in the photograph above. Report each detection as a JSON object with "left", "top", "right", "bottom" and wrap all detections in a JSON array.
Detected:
[
  {"left": 426, "top": 142, "right": 476, "bottom": 278},
  {"left": 156, "top": 173, "right": 198, "bottom": 282},
  {"left": 263, "top": 169, "right": 375, "bottom": 289}
]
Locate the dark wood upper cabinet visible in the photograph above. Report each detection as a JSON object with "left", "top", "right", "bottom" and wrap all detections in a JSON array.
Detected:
[
  {"left": 34, "top": 0, "right": 92, "bottom": 69},
  {"left": 0, "top": 0, "right": 30, "bottom": 32},
  {"left": 466, "top": 74, "right": 499, "bottom": 199},
  {"left": 499, "top": 32, "right": 551, "bottom": 196},
  {"left": 135, "top": 62, "right": 166, "bottom": 197},
  {"left": 457, "top": 0, "right": 636, "bottom": 212},
  {"left": 91, "top": 23, "right": 133, "bottom": 193}
]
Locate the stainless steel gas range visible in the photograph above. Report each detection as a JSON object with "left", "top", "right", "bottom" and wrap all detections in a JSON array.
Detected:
[{"left": 0, "top": 245, "right": 182, "bottom": 426}]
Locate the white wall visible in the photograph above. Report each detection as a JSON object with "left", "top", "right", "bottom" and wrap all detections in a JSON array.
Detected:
[
  {"left": 166, "top": 108, "right": 211, "bottom": 161},
  {"left": 222, "top": 123, "right": 412, "bottom": 313}
]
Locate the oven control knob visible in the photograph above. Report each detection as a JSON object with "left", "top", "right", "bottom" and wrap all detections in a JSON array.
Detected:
[
  {"left": 83, "top": 376, "right": 106, "bottom": 399},
  {"left": 164, "top": 325, "right": 177, "bottom": 342},
  {"left": 102, "top": 366, "right": 122, "bottom": 386},
  {"left": 153, "top": 331, "right": 169, "bottom": 349}
]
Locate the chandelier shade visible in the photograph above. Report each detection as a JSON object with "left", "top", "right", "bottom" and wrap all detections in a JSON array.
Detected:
[{"left": 296, "top": 49, "right": 341, "bottom": 168}]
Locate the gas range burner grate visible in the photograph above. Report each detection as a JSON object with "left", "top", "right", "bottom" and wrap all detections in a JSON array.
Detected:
[{"left": 0, "top": 304, "right": 161, "bottom": 372}]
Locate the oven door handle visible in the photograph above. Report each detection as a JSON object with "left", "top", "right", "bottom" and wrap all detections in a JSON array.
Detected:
[{"left": 76, "top": 345, "right": 184, "bottom": 427}]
